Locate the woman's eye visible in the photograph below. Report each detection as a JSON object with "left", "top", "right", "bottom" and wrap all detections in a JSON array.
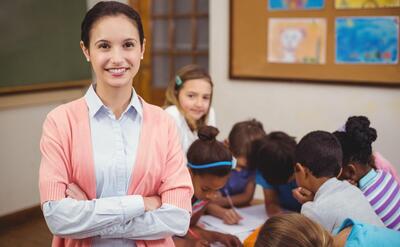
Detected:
[
  {"left": 124, "top": 42, "right": 135, "bottom": 48},
  {"left": 98, "top": 43, "right": 110, "bottom": 49}
]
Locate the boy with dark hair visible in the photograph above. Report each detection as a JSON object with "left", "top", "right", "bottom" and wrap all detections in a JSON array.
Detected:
[
  {"left": 248, "top": 131, "right": 301, "bottom": 216},
  {"left": 294, "top": 130, "right": 383, "bottom": 232}
]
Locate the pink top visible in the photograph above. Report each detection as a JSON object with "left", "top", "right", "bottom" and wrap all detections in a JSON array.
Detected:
[
  {"left": 39, "top": 97, "right": 193, "bottom": 247},
  {"left": 374, "top": 151, "right": 400, "bottom": 184}
]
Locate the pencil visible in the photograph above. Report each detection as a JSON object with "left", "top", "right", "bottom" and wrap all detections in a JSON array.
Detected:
[
  {"left": 224, "top": 188, "right": 238, "bottom": 211},
  {"left": 188, "top": 228, "right": 201, "bottom": 240}
]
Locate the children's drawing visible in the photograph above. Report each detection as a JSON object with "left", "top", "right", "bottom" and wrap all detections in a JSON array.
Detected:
[
  {"left": 335, "top": 17, "right": 399, "bottom": 64},
  {"left": 268, "top": 0, "right": 325, "bottom": 10},
  {"left": 268, "top": 18, "right": 326, "bottom": 64},
  {"left": 335, "top": 0, "right": 400, "bottom": 9}
]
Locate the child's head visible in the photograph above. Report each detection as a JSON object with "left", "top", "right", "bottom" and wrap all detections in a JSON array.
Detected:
[
  {"left": 165, "top": 64, "right": 213, "bottom": 131},
  {"left": 333, "top": 116, "right": 377, "bottom": 184},
  {"left": 227, "top": 119, "right": 266, "bottom": 170},
  {"left": 255, "top": 213, "right": 333, "bottom": 247},
  {"left": 295, "top": 131, "right": 342, "bottom": 189},
  {"left": 187, "top": 126, "right": 233, "bottom": 201},
  {"left": 248, "top": 131, "right": 296, "bottom": 185}
]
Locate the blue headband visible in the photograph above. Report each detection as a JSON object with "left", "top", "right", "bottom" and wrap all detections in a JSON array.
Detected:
[{"left": 188, "top": 159, "right": 237, "bottom": 169}]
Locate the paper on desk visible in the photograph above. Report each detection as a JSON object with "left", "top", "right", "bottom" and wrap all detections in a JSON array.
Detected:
[{"left": 198, "top": 204, "right": 268, "bottom": 235}]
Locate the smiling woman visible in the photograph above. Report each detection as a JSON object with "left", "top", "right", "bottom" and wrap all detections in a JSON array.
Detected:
[{"left": 38, "top": 2, "right": 193, "bottom": 247}]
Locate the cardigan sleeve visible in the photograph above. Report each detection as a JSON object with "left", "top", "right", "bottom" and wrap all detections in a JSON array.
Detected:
[
  {"left": 39, "top": 113, "right": 71, "bottom": 204},
  {"left": 157, "top": 116, "right": 194, "bottom": 213}
]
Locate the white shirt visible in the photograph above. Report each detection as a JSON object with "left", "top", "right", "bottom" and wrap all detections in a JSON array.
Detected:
[
  {"left": 42, "top": 85, "right": 190, "bottom": 246},
  {"left": 164, "top": 105, "right": 216, "bottom": 153}
]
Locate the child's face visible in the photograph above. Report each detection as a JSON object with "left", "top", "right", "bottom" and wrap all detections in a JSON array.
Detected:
[
  {"left": 234, "top": 155, "right": 247, "bottom": 171},
  {"left": 177, "top": 78, "right": 212, "bottom": 122},
  {"left": 191, "top": 173, "right": 230, "bottom": 201}
]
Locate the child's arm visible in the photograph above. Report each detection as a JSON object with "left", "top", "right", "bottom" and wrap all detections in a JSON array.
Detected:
[
  {"left": 206, "top": 202, "right": 242, "bottom": 225},
  {"left": 192, "top": 225, "right": 242, "bottom": 247},
  {"left": 214, "top": 181, "right": 256, "bottom": 207},
  {"left": 263, "top": 188, "right": 283, "bottom": 216}
]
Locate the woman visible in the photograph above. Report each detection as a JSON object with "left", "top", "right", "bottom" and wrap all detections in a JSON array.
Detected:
[{"left": 39, "top": 2, "right": 193, "bottom": 246}]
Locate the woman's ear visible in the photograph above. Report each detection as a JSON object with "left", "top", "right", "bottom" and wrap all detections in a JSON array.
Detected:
[
  {"left": 141, "top": 38, "right": 146, "bottom": 59},
  {"left": 80, "top": 41, "right": 90, "bottom": 62}
]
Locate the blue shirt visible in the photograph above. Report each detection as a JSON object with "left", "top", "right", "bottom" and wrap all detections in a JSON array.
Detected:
[
  {"left": 256, "top": 171, "right": 301, "bottom": 212},
  {"left": 221, "top": 169, "right": 255, "bottom": 196},
  {"left": 334, "top": 218, "right": 400, "bottom": 247}
]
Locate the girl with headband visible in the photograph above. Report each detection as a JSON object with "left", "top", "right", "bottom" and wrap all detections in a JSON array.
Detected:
[{"left": 173, "top": 126, "right": 242, "bottom": 247}]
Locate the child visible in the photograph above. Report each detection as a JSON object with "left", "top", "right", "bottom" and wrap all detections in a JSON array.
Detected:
[
  {"left": 248, "top": 131, "right": 302, "bottom": 216},
  {"left": 334, "top": 116, "right": 400, "bottom": 230},
  {"left": 255, "top": 213, "right": 400, "bottom": 247},
  {"left": 207, "top": 119, "right": 266, "bottom": 225},
  {"left": 164, "top": 64, "right": 216, "bottom": 153},
  {"left": 293, "top": 130, "right": 384, "bottom": 232},
  {"left": 173, "top": 126, "right": 242, "bottom": 247}
]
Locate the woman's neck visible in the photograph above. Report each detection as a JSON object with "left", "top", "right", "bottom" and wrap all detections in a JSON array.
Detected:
[{"left": 95, "top": 83, "right": 132, "bottom": 119}]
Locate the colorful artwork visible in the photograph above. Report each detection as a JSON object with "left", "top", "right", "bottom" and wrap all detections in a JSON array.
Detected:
[
  {"left": 268, "top": 18, "right": 326, "bottom": 64},
  {"left": 335, "top": 17, "right": 399, "bottom": 64},
  {"left": 268, "top": 0, "right": 325, "bottom": 10},
  {"left": 335, "top": 0, "right": 400, "bottom": 9}
]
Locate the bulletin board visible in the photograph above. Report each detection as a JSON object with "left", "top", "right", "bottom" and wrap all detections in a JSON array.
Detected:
[
  {"left": 0, "top": 0, "right": 91, "bottom": 94},
  {"left": 229, "top": 0, "right": 400, "bottom": 86}
]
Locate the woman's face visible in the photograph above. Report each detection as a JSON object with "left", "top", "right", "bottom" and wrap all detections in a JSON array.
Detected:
[
  {"left": 177, "top": 78, "right": 212, "bottom": 122},
  {"left": 191, "top": 172, "right": 229, "bottom": 201},
  {"left": 81, "top": 14, "right": 144, "bottom": 90}
]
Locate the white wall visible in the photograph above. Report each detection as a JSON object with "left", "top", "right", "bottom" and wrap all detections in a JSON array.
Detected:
[
  {"left": 210, "top": 0, "right": 400, "bottom": 172},
  {"left": 0, "top": 90, "right": 85, "bottom": 216}
]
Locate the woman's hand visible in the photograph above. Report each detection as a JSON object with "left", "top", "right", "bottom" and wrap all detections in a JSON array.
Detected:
[
  {"left": 143, "top": 196, "right": 162, "bottom": 211},
  {"left": 213, "top": 232, "right": 242, "bottom": 247},
  {"left": 66, "top": 183, "right": 88, "bottom": 200},
  {"left": 292, "top": 187, "right": 314, "bottom": 204},
  {"left": 221, "top": 208, "right": 242, "bottom": 225}
]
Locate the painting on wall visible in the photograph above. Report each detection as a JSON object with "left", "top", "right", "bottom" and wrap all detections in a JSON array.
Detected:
[
  {"left": 335, "top": 16, "right": 399, "bottom": 64},
  {"left": 268, "top": 0, "right": 325, "bottom": 10},
  {"left": 335, "top": 0, "right": 400, "bottom": 9},
  {"left": 268, "top": 18, "right": 327, "bottom": 64}
]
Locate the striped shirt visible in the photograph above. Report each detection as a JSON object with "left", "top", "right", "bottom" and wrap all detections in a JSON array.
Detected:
[{"left": 359, "top": 169, "right": 400, "bottom": 231}]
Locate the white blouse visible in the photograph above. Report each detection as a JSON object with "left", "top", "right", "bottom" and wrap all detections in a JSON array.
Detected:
[{"left": 164, "top": 105, "right": 216, "bottom": 153}]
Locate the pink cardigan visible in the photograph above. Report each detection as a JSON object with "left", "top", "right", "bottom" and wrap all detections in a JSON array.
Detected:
[{"left": 39, "top": 97, "right": 193, "bottom": 247}]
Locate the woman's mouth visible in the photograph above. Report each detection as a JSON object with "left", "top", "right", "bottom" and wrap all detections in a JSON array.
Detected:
[{"left": 106, "top": 68, "right": 128, "bottom": 76}]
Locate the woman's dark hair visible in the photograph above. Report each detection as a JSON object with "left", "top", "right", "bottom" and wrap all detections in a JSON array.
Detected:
[
  {"left": 228, "top": 119, "right": 266, "bottom": 157},
  {"left": 187, "top": 126, "right": 232, "bottom": 177},
  {"left": 81, "top": 1, "right": 144, "bottom": 48},
  {"left": 247, "top": 131, "right": 296, "bottom": 185},
  {"left": 333, "top": 116, "right": 377, "bottom": 168}
]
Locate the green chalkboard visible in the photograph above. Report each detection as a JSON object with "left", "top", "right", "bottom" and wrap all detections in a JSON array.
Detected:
[{"left": 0, "top": 0, "right": 91, "bottom": 94}]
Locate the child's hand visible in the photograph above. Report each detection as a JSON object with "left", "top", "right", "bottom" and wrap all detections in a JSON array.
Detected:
[
  {"left": 292, "top": 187, "right": 314, "bottom": 204},
  {"left": 66, "top": 183, "right": 88, "bottom": 200},
  {"left": 214, "top": 232, "right": 243, "bottom": 247},
  {"left": 222, "top": 208, "right": 243, "bottom": 225},
  {"left": 143, "top": 196, "right": 162, "bottom": 211}
]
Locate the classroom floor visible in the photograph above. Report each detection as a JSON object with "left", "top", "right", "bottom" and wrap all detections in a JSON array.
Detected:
[{"left": 0, "top": 214, "right": 52, "bottom": 247}]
